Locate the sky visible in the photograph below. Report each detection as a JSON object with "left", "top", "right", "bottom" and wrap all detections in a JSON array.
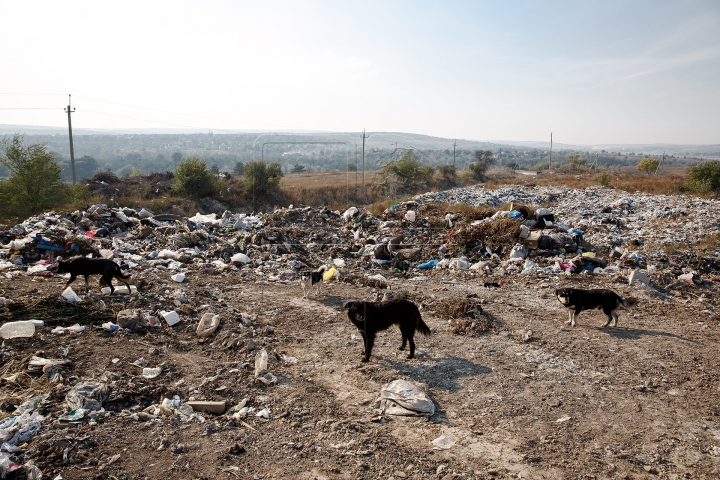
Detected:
[{"left": 1, "top": 0, "right": 719, "bottom": 145}]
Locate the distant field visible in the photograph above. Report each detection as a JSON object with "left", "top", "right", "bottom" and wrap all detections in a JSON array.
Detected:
[
  {"left": 278, "top": 165, "right": 696, "bottom": 204},
  {"left": 280, "top": 170, "right": 379, "bottom": 190}
]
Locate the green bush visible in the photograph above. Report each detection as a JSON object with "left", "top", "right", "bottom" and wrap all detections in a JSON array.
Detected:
[
  {"left": 0, "top": 134, "right": 66, "bottom": 217},
  {"left": 243, "top": 160, "right": 283, "bottom": 196},
  {"left": 687, "top": 161, "right": 720, "bottom": 194},
  {"left": 173, "top": 156, "right": 215, "bottom": 198},
  {"left": 380, "top": 150, "right": 434, "bottom": 186},
  {"left": 435, "top": 164, "right": 457, "bottom": 187},
  {"left": 596, "top": 172, "right": 612, "bottom": 186},
  {"left": 637, "top": 158, "right": 660, "bottom": 175}
]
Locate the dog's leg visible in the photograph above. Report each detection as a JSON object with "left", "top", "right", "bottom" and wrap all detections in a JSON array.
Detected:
[
  {"left": 406, "top": 331, "right": 416, "bottom": 359},
  {"left": 358, "top": 330, "right": 370, "bottom": 362},
  {"left": 84, "top": 275, "right": 90, "bottom": 293},
  {"left": 65, "top": 274, "right": 77, "bottom": 288},
  {"left": 363, "top": 332, "right": 376, "bottom": 362},
  {"left": 611, "top": 309, "right": 619, "bottom": 327},
  {"left": 564, "top": 310, "right": 573, "bottom": 325},
  {"left": 571, "top": 308, "right": 580, "bottom": 327}
]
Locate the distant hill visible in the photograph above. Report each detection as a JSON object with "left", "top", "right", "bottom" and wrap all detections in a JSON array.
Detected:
[{"left": 0, "top": 125, "right": 716, "bottom": 180}]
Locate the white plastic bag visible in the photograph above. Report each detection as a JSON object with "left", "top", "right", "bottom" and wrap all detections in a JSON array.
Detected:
[{"left": 379, "top": 380, "right": 434, "bottom": 416}]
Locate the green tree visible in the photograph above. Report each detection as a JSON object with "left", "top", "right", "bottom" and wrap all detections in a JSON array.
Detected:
[
  {"left": 233, "top": 161, "right": 245, "bottom": 175},
  {"left": 171, "top": 152, "right": 183, "bottom": 163},
  {"left": 380, "top": 150, "right": 434, "bottom": 186},
  {"left": 637, "top": 158, "right": 660, "bottom": 175},
  {"left": 61, "top": 155, "right": 99, "bottom": 180},
  {"left": 0, "top": 134, "right": 66, "bottom": 216},
  {"left": 465, "top": 149, "right": 495, "bottom": 181},
  {"left": 173, "top": 156, "right": 215, "bottom": 198},
  {"left": 687, "top": 161, "right": 720, "bottom": 193},
  {"left": 291, "top": 164, "right": 306, "bottom": 173},
  {"left": 567, "top": 155, "right": 587, "bottom": 168},
  {"left": 346, "top": 162, "right": 358, "bottom": 172},
  {"left": 243, "top": 160, "right": 283, "bottom": 196}
]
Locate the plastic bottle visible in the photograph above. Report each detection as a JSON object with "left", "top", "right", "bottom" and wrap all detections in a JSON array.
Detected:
[{"left": 0, "top": 321, "right": 36, "bottom": 339}]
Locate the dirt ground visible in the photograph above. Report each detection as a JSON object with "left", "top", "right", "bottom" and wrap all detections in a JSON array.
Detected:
[{"left": 2, "top": 264, "right": 720, "bottom": 480}]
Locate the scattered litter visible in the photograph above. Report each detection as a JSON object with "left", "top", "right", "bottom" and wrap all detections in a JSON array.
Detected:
[{"left": 431, "top": 433, "right": 458, "bottom": 450}]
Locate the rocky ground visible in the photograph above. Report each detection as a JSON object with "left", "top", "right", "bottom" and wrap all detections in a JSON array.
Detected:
[{"left": 1, "top": 184, "right": 720, "bottom": 479}]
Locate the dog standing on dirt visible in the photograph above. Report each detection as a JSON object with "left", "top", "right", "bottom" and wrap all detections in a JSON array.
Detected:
[
  {"left": 344, "top": 298, "right": 431, "bottom": 362},
  {"left": 56, "top": 257, "right": 132, "bottom": 294},
  {"left": 555, "top": 287, "right": 629, "bottom": 327},
  {"left": 300, "top": 266, "right": 328, "bottom": 298}
]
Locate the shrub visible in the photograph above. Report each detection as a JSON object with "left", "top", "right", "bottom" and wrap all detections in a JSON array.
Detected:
[
  {"left": 637, "top": 158, "right": 660, "bottom": 175},
  {"left": 379, "top": 150, "right": 434, "bottom": 186},
  {"left": 243, "top": 160, "right": 283, "bottom": 196},
  {"left": 434, "top": 164, "right": 457, "bottom": 188},
  {"left": 173, "top": 156, "right": 215, "bottom": 198},
  {"left": 0, "top": 134, "right": 66, "bottom": 217},
  {"left": 596, "top": 172, "right": 612, "bottom": 186},
  {"left": 687, "top": 161, "right": 720, "bottom": 193}
]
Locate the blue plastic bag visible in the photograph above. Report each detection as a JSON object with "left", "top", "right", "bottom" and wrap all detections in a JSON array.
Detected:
[{"left": 418, "top": 259, "right": 438, "bottom": 269}]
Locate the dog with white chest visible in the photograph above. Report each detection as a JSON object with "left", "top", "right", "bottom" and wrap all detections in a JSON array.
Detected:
[{"left": 300, "top": 266, "right": 328, "bottom": 298}]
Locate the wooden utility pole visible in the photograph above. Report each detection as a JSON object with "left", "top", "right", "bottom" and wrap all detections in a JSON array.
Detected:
[
  {"left": 65, "top": 94, "right": 76, "bottom": 185},
  {"left": 655, "top": 151, "right": 665, "bottom": 175},
  {"left": 452, "top": 140, "right": 457, "bottom": 169},
  {"left": 549, "top": 132, "right": 553, "bottom": 173},
  {"left": 361, "top": 129, "right": 367, "bottom": 185}
]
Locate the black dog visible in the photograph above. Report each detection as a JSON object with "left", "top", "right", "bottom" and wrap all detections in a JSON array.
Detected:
[
  {"left": 555, "top": 288, "right": 628, "bottom": 327},
  {"left": 343, "top": 299, "right": 431, "bottom": 362},
  {"left": 56, "top": 257, "right": 132, "bottom": 294}
]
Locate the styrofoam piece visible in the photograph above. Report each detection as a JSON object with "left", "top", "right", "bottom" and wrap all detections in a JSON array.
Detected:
[
  {"left": 101, "top": 285, "right": 138, "bottom": 295},
  {"left": 161, "top": 310, "right": 181, "bottom": 326}
]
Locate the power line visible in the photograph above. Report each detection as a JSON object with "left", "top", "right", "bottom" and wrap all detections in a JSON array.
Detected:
[
  {"left": 74, "top": 94, "right": 302, "bottom": 131},
  {"left": 0, "top": 107, "right": 61, "bottom": 110}
]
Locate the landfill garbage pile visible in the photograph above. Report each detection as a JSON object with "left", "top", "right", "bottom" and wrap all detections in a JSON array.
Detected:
[{"left": 0, "top": 184, "right": 719, "bottom": 478}]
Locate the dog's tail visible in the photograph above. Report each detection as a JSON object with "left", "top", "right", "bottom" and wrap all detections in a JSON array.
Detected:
[
  {"left": 114, "top": 266, "right": 132, "bottom": 280},
  {"left": 413, "top": 305, "right": 431, "bottom": 336},
  {"left": 316, "top": 265, "right": 328, "bottom": 274}
]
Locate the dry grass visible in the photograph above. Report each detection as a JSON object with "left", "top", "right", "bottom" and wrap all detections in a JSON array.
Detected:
[{"left": 486, "top": 167, "right": 694, "bottom": 196}]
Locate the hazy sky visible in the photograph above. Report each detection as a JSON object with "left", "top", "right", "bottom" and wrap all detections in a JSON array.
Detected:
[{"left": 1, "top": 0, "right": 719, "bottom": 145}]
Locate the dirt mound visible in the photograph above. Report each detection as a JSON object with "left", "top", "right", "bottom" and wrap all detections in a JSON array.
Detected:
[
  {"left": 428, "top": 297, "right": 492, "bottom": 336},
  {"left": 451, "top": 216, "right": 522, "bottom": 249}
]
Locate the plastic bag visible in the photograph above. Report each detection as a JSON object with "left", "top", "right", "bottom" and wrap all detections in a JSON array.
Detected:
[
  {"left": 379, "top": 380, "right": 434, "bottom": 416},
  {"left": 417, "top": 259, "right": 438, "bottom": 270}
]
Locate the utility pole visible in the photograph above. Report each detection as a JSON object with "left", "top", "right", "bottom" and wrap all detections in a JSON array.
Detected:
[
  {"left": 549, "top": 132, "right": 553, "bottom": 174},
  {"left": 65, "top": 94, "right": 76, "bottom": 185},
  {"left": 452, "top": 140, "right": 457, "bottom": 170},
  {"left": 498, "top": 148, "right": 503, "bottom": 167},
  {"left": 361, "top": 129, "right": 367, "bottom": 185},
  {"left": 655, "top": 151, "right": 665, "bottom": 175}
]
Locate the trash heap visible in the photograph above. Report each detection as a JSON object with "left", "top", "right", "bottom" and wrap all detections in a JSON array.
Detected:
[{"left": 0, "top": 184, "right": 718, "bottom": 300}]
